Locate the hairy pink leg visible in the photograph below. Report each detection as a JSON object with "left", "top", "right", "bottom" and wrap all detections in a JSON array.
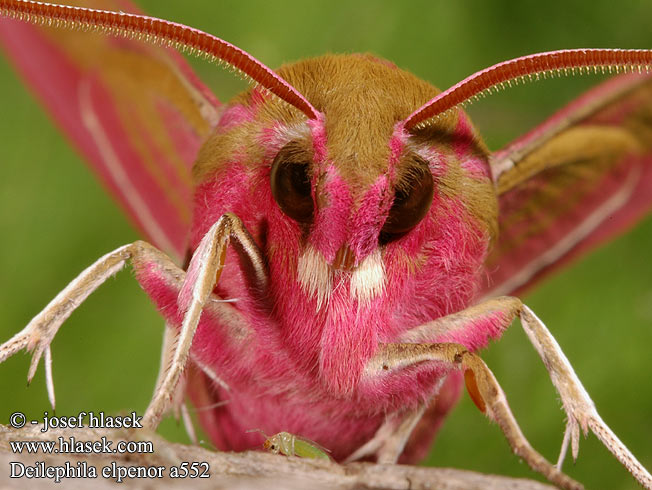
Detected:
[
  {"left": 364, "top": 342, "right": 582, "bottom": 490},
  {"left": 143, "top": 213, "right": 266, "bottom": 428},
  {"left": 366, "top": 297, "right": 652, "bottom": 489},
  {"left": 0, "top": 224, "right": 257, "bottom": 430}
]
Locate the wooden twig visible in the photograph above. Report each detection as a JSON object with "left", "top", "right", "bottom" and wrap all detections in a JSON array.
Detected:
[{"left": 0, "top": 424, "right": 555, "bottom": 489}]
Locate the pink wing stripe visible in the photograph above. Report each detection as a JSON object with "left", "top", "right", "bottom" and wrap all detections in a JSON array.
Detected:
[
  {"left": 109, "top": 0, "right": 221, "bottom": 120},
  {"left": 484, "top": 159, "right": 650, "bottom": 299},
  {"left": 1, "top": 0, "right": 317, "bottom": 121},
  {"left": 482, "top": 74, "right": 652, "bottom": 298},
  {"left": 0, "top": 16, "right": 215, "bottom": 259},
  {"left": 521, "top": 161, "right": 652, "bottom": 293}
]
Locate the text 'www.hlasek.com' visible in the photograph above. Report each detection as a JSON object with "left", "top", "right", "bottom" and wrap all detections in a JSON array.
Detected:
[{"left": 6, "top": 410, "right": 210, "bottom": 483}]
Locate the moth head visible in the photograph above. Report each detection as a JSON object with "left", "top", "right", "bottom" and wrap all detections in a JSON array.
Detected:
[{"left": 192, "top": 54, "right": 497, "bottom": 307}]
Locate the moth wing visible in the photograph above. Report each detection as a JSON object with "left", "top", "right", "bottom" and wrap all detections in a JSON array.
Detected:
[
  {"left": 481, "top": 73, "right": 652, "bottom": 297},
  {"left": 0, "top": 0, "right": 221, "bottom": 261}
]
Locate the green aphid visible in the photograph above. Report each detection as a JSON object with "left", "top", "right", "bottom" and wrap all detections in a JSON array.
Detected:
[{"left": 256, "top": 430, "right": 331, "bottom": 460}]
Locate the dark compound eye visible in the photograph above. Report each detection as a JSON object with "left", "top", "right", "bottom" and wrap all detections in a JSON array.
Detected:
[
  {"left": 270, "top": 142, "right": 314, "bottom": 223},
  {"left": 380, "top": 161, "right": 434, "bottom": 243}
]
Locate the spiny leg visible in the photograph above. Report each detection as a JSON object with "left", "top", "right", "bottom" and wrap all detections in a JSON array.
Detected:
[
  {"left": 153, "top": 325, "right": 184, "bottom": 416},
  {"left": 557, "top": 423, "right": 573, "bottom": 470},
  {"left": 142, "top": 213, "right": 266, "bottom": 428},
  {"left": 0, "top": 241, "right": 196, "bottom": 413},
  {"left": 399, "top": 296, "right": 652, "bottom": 489},
  {"left": 365, "top": 342, "right": 583, "bottom": 490},
  {"left": 520, "top": 305, "right": 651, "bottom": 489},
  {"left": 0, "top": 243, "right": 136, "bottom": 410},
  {"left": 150, "top": 323, "right": 197, "bottom": 443},
  {"left": 0, "top": 213, "right": 261, "bottom": 432},
  {"left": 149, "top": 323, "right": 225, "bottom": 444}
]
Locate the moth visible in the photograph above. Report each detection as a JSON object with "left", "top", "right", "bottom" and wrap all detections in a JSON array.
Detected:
[{"left": 1, "top": 0, "right": 652, "bottom": 490}]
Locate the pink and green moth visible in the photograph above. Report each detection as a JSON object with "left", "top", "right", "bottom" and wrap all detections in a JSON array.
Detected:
[{"left": 0, "top": 1, "right": 651, "bottom": 489}]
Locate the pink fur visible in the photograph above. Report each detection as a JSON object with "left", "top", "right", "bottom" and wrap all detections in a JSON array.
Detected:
[
  {"left": 461, "top": 155, "right": 491, "bottom": 180},
  {"left": 309, "top": 115, "right": 328, "bottom": 163},
  {"left": 249, "top": 87, "right": 271, "bottom": 111},
  {"left": 310, "top": 166, "right": 352, "bottom": 261},
  {"left": 217, "top": 104, "right": 254, "bottom": 131},
  {"left": 349, "top": 175, "right": 391, "bottom": 258},
  {"left": 452, "top": 113, "right": 473, "bottom": 159},
  {"left": 137, "top": 85, "right": 498, "bottom": 462},
  {"left": 11, "top": 10, "right": 652, "bottom": 476},
  {"left": 454, "top": 114, "right": 491, "bottom": 179},
  {"left": 318, "top": 287, "right": 379, "bottom": 394}
]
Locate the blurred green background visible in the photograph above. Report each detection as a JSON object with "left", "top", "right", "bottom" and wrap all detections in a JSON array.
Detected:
[{"left": 1, "top": 1, "right": 651, "bottom": 488}]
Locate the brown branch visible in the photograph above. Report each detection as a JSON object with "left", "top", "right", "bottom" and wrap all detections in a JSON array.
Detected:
[{"left": 0, "top": 424, "right": 555, "bottom": 489}]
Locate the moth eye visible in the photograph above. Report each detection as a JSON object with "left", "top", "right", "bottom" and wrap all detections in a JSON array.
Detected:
[
  {"left": 270, "top": 145, "right": 314, "bottom": 223},
  {"left": 380, "top": 163, "right": 434, "bottom": 244}
]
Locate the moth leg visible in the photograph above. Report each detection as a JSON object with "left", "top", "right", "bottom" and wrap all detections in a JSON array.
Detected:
[
  {"left": 365, "top": 342, "right": 583, "bottom": 490},
  {"left": 0, "top": 241, "right": 196, "bottom": 411},
  {"left": 142, "top": 213, "right": 266, "bottom": 428},
  {"left": 520, "top": 305, "right": 652, "bottom": 489},
  {"left": 152, "top": 325, "right": 184, "bottom": 415},
  {"left": 0, "top": 222, "right": 255, "bottom": 427},
  {"left": 400, "top": 296, "right": 652, "bottom": 489},
  {"left": 344, "top": 403, "right": 428, "bottom": 464},
  {"left": 147, "top": 323, "right": 197, "bottom": 442},
  {"left": 0, "top": 243, "right": 136, "bottom": 409},
  {"left": 557, "top": 422, "right": 573, "bottom": 470}
]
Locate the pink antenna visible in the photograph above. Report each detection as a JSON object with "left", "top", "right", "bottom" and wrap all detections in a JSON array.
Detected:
[
  {"left": 403, "top": 49, "right": 652, "bottom": 130},
  {"left": 0, "top": 0, "right": 319, "bottom": 120}
]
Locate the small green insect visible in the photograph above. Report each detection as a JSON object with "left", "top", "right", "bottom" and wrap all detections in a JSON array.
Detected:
[{"left": 251, "top": 430, "right": 331, "bottom": 460}]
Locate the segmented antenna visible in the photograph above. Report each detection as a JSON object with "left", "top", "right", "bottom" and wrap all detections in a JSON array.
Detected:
[
  {"left": 0, "top": 0, "right": 319, "bottom": 120},
  {"left": 403, "top": 49, "right": 652, "bottom": 130}
]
